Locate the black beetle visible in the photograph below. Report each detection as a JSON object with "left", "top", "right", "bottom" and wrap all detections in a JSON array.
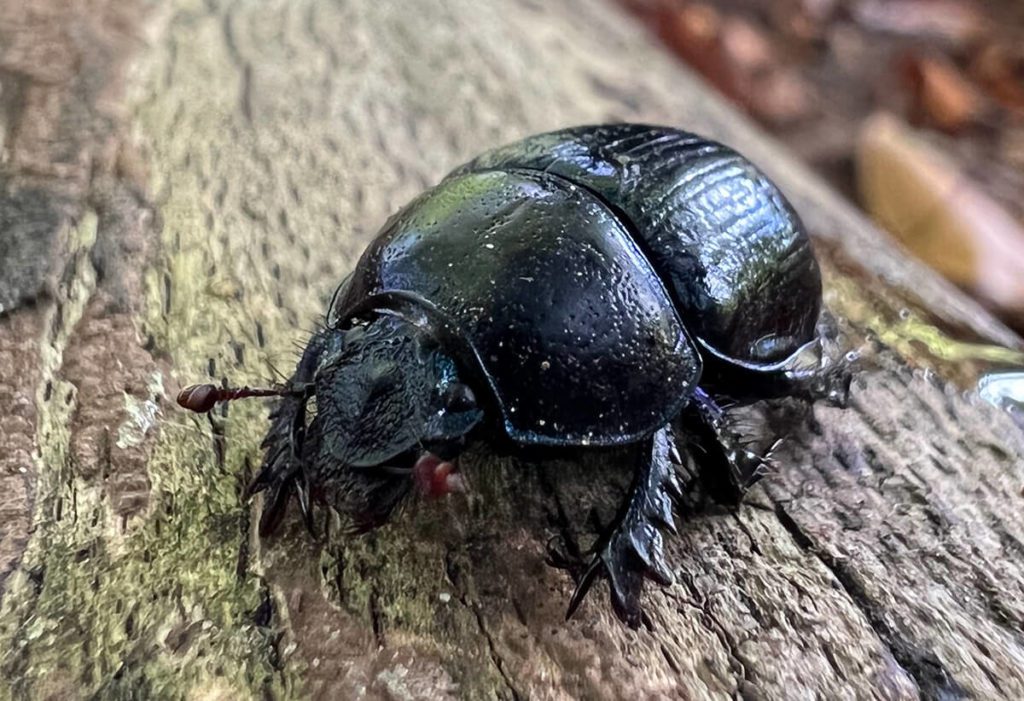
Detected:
[{"left": 179, "top": 124, "right": 849, "bottom": 627}]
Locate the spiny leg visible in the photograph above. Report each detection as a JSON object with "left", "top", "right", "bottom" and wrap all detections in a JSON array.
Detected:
[
  {"left": 248, "top": 392, "right": 314, "bottom": 536},
  {"left": 565, "top": 425, "right": 682, "bottom": 628},
  {"left": 247, "top": 332, "right": 327, "bottom": 536},
  {"left": 685, "top": 387, "right": 779, "bottom": 506},
  {"left": 702, "top": 334, "right": 854, "bottom": 409}
]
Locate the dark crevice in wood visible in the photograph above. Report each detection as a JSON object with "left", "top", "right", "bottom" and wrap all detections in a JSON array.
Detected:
[
  {"left": 443, "top": 549, "right": 522, "bottom": 701},
  {"left": 535, "top": 464, "right": 584, "bottom": 566},
  {"left": 674, "top": 570, "right": 750, "bottom": 692},
  {"left": 729, "top": 510, "right": 764, "bottom": 556},
  {"left": 208, "top": 407, "right": 227, "bottom": 473},
  {"left": 952, "top": 542, "right": 1024, "bottom": 641},
  {"left": 773, "top": 501, "right": 969, "bottom": 700},
  {"left": 240, "top": 63, "right": 254, "bottom": 125},
  {"left": 469, "top": 603, "right": 521, "bottom": 701},
  {"left": 368, "top": 580, "right": 385, "bottom": 649},
  {"left": 659, "top": 643, "right": 682, "bottom": 675},
  {"left": 235, "top": 458, "right": 253, "bottom": 582}
]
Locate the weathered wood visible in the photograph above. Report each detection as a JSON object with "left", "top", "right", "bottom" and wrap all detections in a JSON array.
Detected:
[{"left": 2, "top": 0, "right": 1023, "bottom": 699}]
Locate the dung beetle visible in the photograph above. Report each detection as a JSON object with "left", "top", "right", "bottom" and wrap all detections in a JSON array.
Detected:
[{"left": 179, "top": 124, "right": 850, "bottom": 627}]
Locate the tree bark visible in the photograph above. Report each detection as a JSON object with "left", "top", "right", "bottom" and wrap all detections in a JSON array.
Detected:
[{"left": 1, "top": 0, "right": 1023, "bottom": 699}]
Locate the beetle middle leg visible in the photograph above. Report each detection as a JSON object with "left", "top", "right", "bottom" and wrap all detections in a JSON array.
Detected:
[
  {"left": 564, "top": 425, "right": 682, "bottom": 628},
  {"left": 684, "top": 387, "right": 779, "bottom": 505}
]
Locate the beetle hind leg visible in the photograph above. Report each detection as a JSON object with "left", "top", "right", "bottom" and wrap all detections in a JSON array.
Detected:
[{"left": 565, "top": 425, "right": 682, "bottom": 628}]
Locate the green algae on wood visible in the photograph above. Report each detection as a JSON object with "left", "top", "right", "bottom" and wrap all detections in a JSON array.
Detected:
[{"left": 0, "top": 209, "right": 284, "bottom": 698}]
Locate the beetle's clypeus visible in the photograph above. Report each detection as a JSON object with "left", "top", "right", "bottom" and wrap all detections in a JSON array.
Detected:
[{"left": 179, "top": 124, "right": 850, "bottom": 627}]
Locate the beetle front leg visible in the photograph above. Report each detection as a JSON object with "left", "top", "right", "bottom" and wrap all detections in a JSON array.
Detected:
[
  {"left": 564, "top": 425, "right": 682, "bottom": 628},
  {"left": 247, "top": 330, "right": 328, "bottom": 536}
]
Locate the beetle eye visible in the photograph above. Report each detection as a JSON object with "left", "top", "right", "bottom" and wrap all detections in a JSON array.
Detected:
[{"left": 441, "top": 383, "right": 476, "bottom": 412}]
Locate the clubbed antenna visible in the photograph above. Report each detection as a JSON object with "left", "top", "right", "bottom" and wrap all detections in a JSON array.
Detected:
[{"left": 177, "top": 383, "right": 289, "bottom": 413}]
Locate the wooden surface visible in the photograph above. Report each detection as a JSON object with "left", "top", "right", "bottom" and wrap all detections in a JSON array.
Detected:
[{"left": 2, "top": 0, "right": 1024, "bottom": 699}]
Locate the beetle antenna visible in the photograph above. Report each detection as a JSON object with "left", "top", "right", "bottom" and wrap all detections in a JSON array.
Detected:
[{"left": 177, "top": 382, "right": 305, "bottom": 414}]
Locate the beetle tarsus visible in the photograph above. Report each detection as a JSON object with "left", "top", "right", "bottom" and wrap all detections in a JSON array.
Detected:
[{"left": 566, "top": 426, "right": 679, "bottom": 628}]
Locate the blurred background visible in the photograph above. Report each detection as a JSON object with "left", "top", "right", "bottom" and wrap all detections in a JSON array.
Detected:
[{"left": 622, "top": 0, "right": 1024, "bottom": 334}]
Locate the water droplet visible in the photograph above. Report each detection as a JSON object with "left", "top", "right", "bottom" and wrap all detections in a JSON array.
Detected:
[{"left": 978, "top": 372, "right": 1024, "bottom": 427}]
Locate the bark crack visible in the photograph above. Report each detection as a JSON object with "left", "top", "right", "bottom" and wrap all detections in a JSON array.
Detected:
[
  {"left": 773, "top": 501, "right": 969, "bottom": 700},
  {"left": 368, "top": 581, "right": 385, "bottom": 649},
  {"left": 469, "top": 603, "right": 522, "bottom": 701},
  {"left": 675, "top": 570, "right": 752, "bottom": 694},
  {"left": 444, "top": 550, "right": 521, "bottom": 701},
  {"left": 220, "top": 1, "right": 254, "bottom": 124}
]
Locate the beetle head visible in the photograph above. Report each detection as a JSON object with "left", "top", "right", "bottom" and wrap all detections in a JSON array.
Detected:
[
  {"left": 308, "top": 314, "right": 483, "bottom": 494},
  {"left": 177, "top": 313, "right": 483, "bottom": 501}
]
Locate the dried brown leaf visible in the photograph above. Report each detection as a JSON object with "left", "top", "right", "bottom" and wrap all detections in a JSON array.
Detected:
[
  {"left": 853, "top": 0, "right": 987, "bottom": 45},
  {"left": 903, "top": 54, "right": 986, "bottom": 132},
  {"left": 857, "top": 113, "right": 1024, "bottom": 316}
]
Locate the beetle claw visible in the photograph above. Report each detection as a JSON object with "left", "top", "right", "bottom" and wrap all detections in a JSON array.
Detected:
[
  {"left": 296, "top": 472, "right": 316, "bottom": 537},
  {"left": 565, "top": 555, "right": 606, "bottom": 621},
  {"left": 258, "top": 479, "right": 291, "bottom": 537}
]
